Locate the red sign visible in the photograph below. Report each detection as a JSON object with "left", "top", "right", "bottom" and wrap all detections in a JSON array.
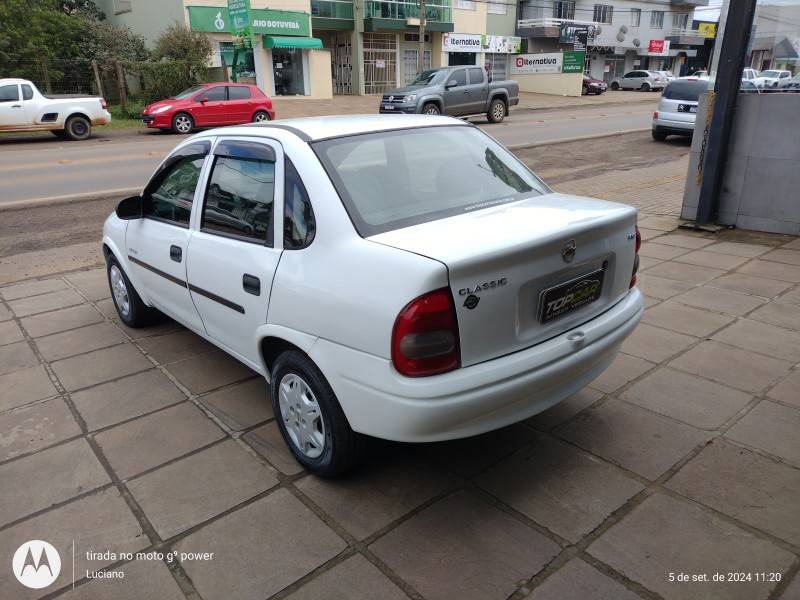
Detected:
[{"left": 648, "top": 40, "right": 665, "bottom": 54}]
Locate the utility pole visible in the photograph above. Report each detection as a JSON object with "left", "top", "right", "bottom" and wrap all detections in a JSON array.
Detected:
[{"left": 417, "top": 0, "right": 426, "bottom": 75}]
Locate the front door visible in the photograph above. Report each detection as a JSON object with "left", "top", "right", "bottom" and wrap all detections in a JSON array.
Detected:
[
  {"left": 191, "top": 85, "right": 228, "bottom": 126},
  {"left": 185, "top": 137, "right": 283, "bottom": 369},
  {"left": 125, "top": 140, "right": 210, "bottom": 333},
  {"left": 443, "top": 68, "right": 469, "bottom": 115},
  {"left": 272, "top": 49, "right": 306, "bottom": 96},
  {"left": 0, "top": 84, "right": 26, "bottom": 127}
]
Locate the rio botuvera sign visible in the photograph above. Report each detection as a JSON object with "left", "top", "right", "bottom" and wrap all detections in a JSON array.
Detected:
[{"left": 187, "top": 6, "right": 311, "bottom": 37}]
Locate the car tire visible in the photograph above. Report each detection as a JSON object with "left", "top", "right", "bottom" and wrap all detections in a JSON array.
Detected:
[
  {"left": 581, "top": 86, "right": 588, "bottom": 96},
  {"left": 252, "top": 110, "right": 270, "bottom": 123},
  {"left": 641, "top": 83, "right": 651, "bottom": 92},
  {"left": 64, "top": 115, "right": 91, "bottom": 141},
  {"left": 51, "top": 130, "right": 68, "bottom": 139},
  {"left": 106, "top": 255, "right": 157, "bottom": 328},
  {"left": 271, "top": 350, "right": 363, "bottom": 477},
  {"left": 652, "top": 130, "right": 668, "bottom": 141},
  {"left": 172, "top": 112, "right": 194, "bottom": 134},
  {"left": 422, "top": 102, "right": 441, "bottom": 116},
  {"left": 487, "top": 98, "right": 506, "bottom": 123},
  {"left": 611, "top": 81, "right": 620, "bottom": 90}
]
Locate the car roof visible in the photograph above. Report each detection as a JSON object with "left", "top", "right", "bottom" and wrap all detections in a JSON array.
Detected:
[{"left": 0, "top": 78, "right": 31, "bottom": 85}]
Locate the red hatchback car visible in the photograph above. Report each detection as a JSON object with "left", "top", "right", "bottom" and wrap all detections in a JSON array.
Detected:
[{"left": 141, "top": 83, "right": 275, "bottom": 134}]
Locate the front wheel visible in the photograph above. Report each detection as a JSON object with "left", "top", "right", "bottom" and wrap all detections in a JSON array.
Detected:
[
  {"left": 641, "top": 83, "right": 651, "bottom": 92},
  {"left": 271, "top": 350, "right": 363, "bottom": 476},
  {"left": 65, "top": 115, "right": 91, "bottom": 141},
  {"left": 611, "top": 82, "right": 620, "bottom": 90},
  {"left": 172, "top": 112, "right": 194, "bottom": 134},
  {"left": 422, "top": 102, "right": 441, "bottom": 116},
  {"left": 487, "top": 98, "right": 506, "bottom": 123},
  {"left": 106, "top": 256, "right": 158, "bottom": 327},
  {"left": 252, "top": 110, "right": 270, "bottom": 123}
]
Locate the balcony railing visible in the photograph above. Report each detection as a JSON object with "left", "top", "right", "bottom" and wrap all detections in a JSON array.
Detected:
[
  {"left": 311, "top": 0, "right": 354, "bottom": 20},
  {"left": 517, "top": 17, "right": 600, "bottom": 29},
  {"left": 365, "top": 0, "right": 452, "bottom": 23}
]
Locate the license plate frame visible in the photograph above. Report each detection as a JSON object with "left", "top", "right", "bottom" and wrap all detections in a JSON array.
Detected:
[
  {"left": 382, "top": 104, "right": 394, "bottom": 110},
  {"left": 538, "top": 268, "right": 606, "bottom": 324}
]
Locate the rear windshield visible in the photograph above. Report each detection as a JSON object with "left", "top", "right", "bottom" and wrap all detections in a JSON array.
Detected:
[
  {"left": 663, "top": 80, "right": 705, "bottom": 101},
  {"left": 313, "top": 125, "right": 549, "bottom": 236}
]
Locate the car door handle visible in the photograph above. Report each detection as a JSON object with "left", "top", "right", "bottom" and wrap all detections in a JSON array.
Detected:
[
  {"left": 242, "top": 274, "right": 260, "bottom": 296},
  {"left": 11, "top": 104, "right": 22, "bottom": 108},
  {"left": 170, "top": 245, "right": 182, "bottom": 262}
]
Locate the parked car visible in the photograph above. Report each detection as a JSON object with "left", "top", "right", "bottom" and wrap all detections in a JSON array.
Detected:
[
  {"left": 656, "top": 70, "right": 676, "bottom": 82},
  {"left": 740, "top": 79, "right": 761, "bottom": 93},
  {"left": 140, "top": 83, "right": 275, "bottom": 134},
  {"left": 742, "top": 68, "right": 759, "bottom": 81},
  {"left": 379, "top": 66, "right": 519, "bottom": 123},
  {"left": 610, "top": 70, "right": 667, "bottom": 91},
  {"left": 0, "top": 78, "right": 110, "bottom": 140},
  {"left": 103, "top": 115, "right": 643, "bottom": 475},
  {"left": 779, "top": 73, "right": 800, "bottom": 90},
  {"left": 582, "top": 74, "right": 607, "bottom": 95},
  {"left": 753, "top": 70, "right": 792, "bottom": 88},
  {"left": 652, "top": 79, "right": 706, "bottom": 141},
  {"left": 679, "top": 70, "right": 709, "bottom": 81}
]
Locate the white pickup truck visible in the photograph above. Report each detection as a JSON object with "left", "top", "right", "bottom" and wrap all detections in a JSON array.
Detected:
[{"left": 0, "top": 78, "right": 111, "bottom": 140}]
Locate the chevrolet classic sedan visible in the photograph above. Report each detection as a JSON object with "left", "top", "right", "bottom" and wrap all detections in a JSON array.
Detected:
[{"left": 103, "top": 115, "right": 644, "bottom": 476}]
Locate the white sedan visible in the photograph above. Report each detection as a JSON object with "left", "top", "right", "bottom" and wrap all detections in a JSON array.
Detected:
[{"left": 103, "top": 116, "right": 644, "bottom": 475}]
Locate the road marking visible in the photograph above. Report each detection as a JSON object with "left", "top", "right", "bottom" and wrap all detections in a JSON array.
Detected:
[{"left": 0, "top": 151, "right": 165, "bottom": 173}]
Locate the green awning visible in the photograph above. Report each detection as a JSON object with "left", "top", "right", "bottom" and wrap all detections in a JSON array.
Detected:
[{"left": 263, "top": 36, "right": 323, "bottom": 50}]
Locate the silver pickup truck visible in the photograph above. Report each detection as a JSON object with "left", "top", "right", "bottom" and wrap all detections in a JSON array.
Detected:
[{"left": 379, "top": 66, "right": 519, "bottom": 123}]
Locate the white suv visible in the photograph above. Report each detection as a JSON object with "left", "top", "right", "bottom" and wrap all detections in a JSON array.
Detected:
[{"left": 103, "top": 116, "right": 643, "bottom": 475}]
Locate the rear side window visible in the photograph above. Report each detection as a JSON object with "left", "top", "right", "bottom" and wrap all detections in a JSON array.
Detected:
[
  {"left": 284, "top": 158, "right": 315, "bottom": 249},
  {"left": 228, "top": 86, "right": 251, "bottom": 100},
  {"left": 468, "top": 68, "right": 484, "bottom": 84},
  {"left": 21, "top": 85, "right": 33, "bottom": 100},
  {"left": 0, "top": 84, "right": 19, "bottom": 102},
  {"left": 143, "top": 141, "right": 210, "bottom": 226},
  {"left": 663, "top": 81, "right": 704, "bottom": 101},
  {"left": 448, "top": 70, "right": 467, "bottom": 87}
]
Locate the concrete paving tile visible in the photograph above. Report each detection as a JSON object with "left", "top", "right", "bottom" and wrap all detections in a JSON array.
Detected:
[
  {"left": 645, "top": 261, "right": 725, "bottom": 285},
  {"left": 64, "top": 268, "right": 110, "bottom": 301},
  {"left": 370, "top": 490, "right": 560, "bottom": 600},
  {"left": 243, "top": 421, "right": 304, "bottom": 475},
  {"left": 673, "top": 286, "right": 767, "bottom": 316},
  {"left": 783, "top": 239, "right": 800, "bottom": 251},
  {"left": 670, "top": 341, "right": 792, "bottom": 394},
  {"left": 528, "top": 558, "right": 644, "bottom": 600},
  {"left": 198, "top": 378, "right": 272, "bottom": 431},
  {"left": 175, "top": 489, "right": 346, "bottom": 600},
  {"left": 7, "top": 288, "right": 85, "bottom": 317},
  {"left": 51, "top": 343, "right": 152, "bottom": 391},
  {"left": 0, "top": 487, "right": 148, "bottom": 600},
  {"left": 0, "top": 320, "right": 24, "bottom": 346},
  {"left": 128, "top": 439, "right": 277, "bottom": 539},
  {"left": 587, "top": 493, "right": 795, "bottom": 600},
  {"left": 478, "top": 437, "right": 643, "bottom": 542},
  {"left": 642, "top": 301, "right": 733, "bottom": 337},
  {"left": 780, "top": 575, "right": 800, "bottom": 599},
  {"left": 0, "top": 341, "right": 39, "bottom": 376},
  {"left": 777, "top": 285, "right": 800, "bottom": 306},
  {"left": 762, "top": 249, "right": 800, "bottom": 266},
  {"left": 637, "top": 227, "right": 663, "bottom": 241},
  {"left": 590, "top": 353, "right": 654, "bottom": 393},
  {"left": 637, "top": 256, "right": 662, "bottom": 271},
  {"left": 621, "top": 323, "right": 696, "bottom": 362},
  {"left": 0, "top": 397, "right": 80, "bottom": 461},
  {"left": 19, "top": 303, "right": 104, "bottom": 338},
  {"left": 749, "top": 301, "right": 800, "bottom": 331},
  {"left": 166, "top": 350, "right": 256, "bottom": 395},
  {"left": 138, "top": 329, "right": 218, "bottom": 364},
  {"left": 525, "top": 389, "right": 604, "bottom": 434},
  {"left": 674, "top": 250, "right": 749, "bottom": 271},
  {"left": 97, "top": 297, "right": 183, "bottom": 339},
  {"left": 622, "top": 367, "right": 753, "bottom": 430},
  {"left": 35, "top": 321, "right": 126, "bottom": 362},
  {"left": 297, "top": 458, "right": 458, "bottom": 540},
  {"left": 286, "top": 554, "right": 409, "bottom": 600},
  {"left": 0, "top": 438, "right": 109, "bottom": 526},
  {"left": 555, "top": 399, "right": 711, "bottom": 480},
  {"left": 712, "top": 318, "right": 800, "bottom": 362},
  {"left": 708, "top": 273, "right": 793, "bottom": 297},
  {"left": 72, "top": 369, "right": 186, "bottom": 431},
  {"left": 0, "top": 303, "right": 10, "bottom": 322},
  {"left": 638, "top": 243, "right": 691, "bottom": 260},
  {"left": 726, "top": 400, "right": 800, "bottom": 467},
  {"left": 668, "top": 440, "right": 800, "bottom": 546},
  {"left": 60, "top": 558, "right": 186, "bottom": 600},
  {"left": 638, "top": 215, "right": 682, "bottom": 232},
  {"left": 636, "top": 274, "right": 694, "bottom": 300},
  {"left": 651, "top": 234, "right": 715, "bottom": 249},
  {"left": 738, "top": 260, "right": 800, "bottom": 282},
  {"left": 95, "top": 402, "right": 226, "bottom": 479},
  {"left": 704, "top": 241, "right": 773, "bottom": 258},
  {"left": 767, "top": 369, "right": 800, "bottom": 408},
  {"left": 0, "top": 277, "right": 67, "bottom": 301},
  {"left": 0, "top": 365, "right": 57, "bottom": 411}
]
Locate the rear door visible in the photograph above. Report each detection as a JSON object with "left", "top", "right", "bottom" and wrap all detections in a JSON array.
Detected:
[
  {"left": 226, "top": 85, "right": 253, "bottom": 123},
  {"left": 465, "top": 67, "right": 488, "bottom": 114},
  {"left": 185, "top": 137, "right": 283, "bottom": 369},
  {"left": 443, "top": 69, "right": 469, "bottom": 115}
]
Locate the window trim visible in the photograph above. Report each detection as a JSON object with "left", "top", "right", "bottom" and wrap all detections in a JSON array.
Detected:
[
  {"left": 553, "top": 1, "right": 575, "bottom": 20},
  {"left": 650, "top": 10, "right": 664, "bottom": 29},
  {"left": 593, "top": 4, "right": 613, "bottom": 24},
  {"left": 630, "top": 8, "right": 641, "bottom": 27},
  {"left": 283, "top": 157, "right": 316, "bottom": 250}
]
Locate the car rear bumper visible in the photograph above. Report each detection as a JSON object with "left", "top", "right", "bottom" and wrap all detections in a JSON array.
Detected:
[
  {"left": 653, "top": 117, "right": 695, "bottom": 135},
  {"left": 314, "top": 287, "right": 644, "bottom": 442}
]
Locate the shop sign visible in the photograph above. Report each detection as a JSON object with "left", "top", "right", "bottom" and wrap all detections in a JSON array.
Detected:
[
  {"left": 647, "top": 39, "right": 670, "bottom": 56},
  {"left": 228, "top": 0, "right": 252, "bottom": 49},
  {"left": 442, "top": 33, "right": 482, "bottom": 52},
  {"left": 511, "top": 51, "right": 585, "bottom": 75},
  {"left": 481, "top": 35, "right": 521, "bottom": 54},
  {"left": 562, "top": 51, "right": 584, "bottom": 73},
  {"left": 697, "top": 22, "right": 717, "bottom": 39},
  {"left": 187, "top": 6, "right": 311, "bottom": 38},
  {"left": 559, "top": 24, "right": 596, "bottom": 50}
]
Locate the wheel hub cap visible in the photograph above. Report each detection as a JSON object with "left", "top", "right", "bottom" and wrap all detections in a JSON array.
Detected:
[
  {"left": 278, "top": 374, "right": 325, "bottom": 458},
  {"left": 176, "top": 117, "right": 190, "bottom": 132},
  {"left": 109, "top": 265, "right": 130, "bottom": 317}
]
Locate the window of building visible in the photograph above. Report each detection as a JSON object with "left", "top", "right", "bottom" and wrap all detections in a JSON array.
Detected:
[
  {"left": 593, "top": 4, "right": 613, "bottom": 24},
  {"left": 553, "top": 1, "right": 575, "bottom": 19},
  {"left": 651, "top": 10, "right": 664, "bottom": 29},
  {"left": 284, "top": 158, "right": 315, "bottom": 249},
  {"left": 454, "top": 0, "right": 475, "bottom": 10},
  {"left": 488, "top": 0, "right": 506, "bottom": 15},
  {"left": 672, "top": 13, "right": 688, "bottom": 30},
  {"left": 227, "top": 86, "right": 251, "bottom": 100},
  {"left": 0, "top": 84, "right": 19, "bottom": 102},
  {"left": 630, "top": 8, "right": 641, "bottom": 27}
]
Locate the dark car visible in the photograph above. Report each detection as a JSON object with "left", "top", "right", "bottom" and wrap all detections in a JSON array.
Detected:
[{"left": 583, "top": 74, "right": 607, "bottom": 95}]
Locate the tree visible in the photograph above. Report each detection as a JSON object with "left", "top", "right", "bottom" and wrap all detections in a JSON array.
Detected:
[{"left": 152, "top": 24, "right": 213, "bottom": 74}]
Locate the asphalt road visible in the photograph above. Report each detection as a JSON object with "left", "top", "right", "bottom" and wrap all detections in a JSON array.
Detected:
[{"left": 0, "top": 102, "right": 656, "bottom": 206}]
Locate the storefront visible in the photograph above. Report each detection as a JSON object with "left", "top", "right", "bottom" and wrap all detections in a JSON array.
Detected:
[
  {"left": 442, "top": 33, "right": 520, "bottom": 74},
  {"left": 443, "top": 33, "right": 482, "bottom": 66}
]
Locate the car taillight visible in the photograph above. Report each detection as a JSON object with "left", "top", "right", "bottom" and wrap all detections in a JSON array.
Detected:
[
  {"left": 100, "top": 98, "right": 107, "bottom": 109},
  {"left": 392, "top": 288, "right": 460, "bottom": 377},
  {"left": 630, "top": 225, "right": 642, "bottom": 288},
  {"left": 653, "top": 111, "right": 658, "bottom": 120}
]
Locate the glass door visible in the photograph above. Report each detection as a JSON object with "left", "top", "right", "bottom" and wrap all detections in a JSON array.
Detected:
[{"left": 272, "top": 49, "right": 306, "bottom": 96}]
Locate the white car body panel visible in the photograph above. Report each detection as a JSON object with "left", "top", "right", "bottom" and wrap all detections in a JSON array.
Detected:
[{"left": 102, "top": 116, "right": 643, "bottom": 442}]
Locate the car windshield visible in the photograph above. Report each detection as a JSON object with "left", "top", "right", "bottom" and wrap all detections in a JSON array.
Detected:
[
  {"left": 663, "top": 80, "right": 705, "bottom": 101},
  {"left": 173, "top": 85, "right": 205, "bottom": 99},
  {"left": 313, "top": 125, "right": 549, "bottom": 236},
  {"left": 761, "top": 71, "right": 781, "bottom": 78},
  {"left": 411, "top": 70, "right": 446, "bottom": 85}
]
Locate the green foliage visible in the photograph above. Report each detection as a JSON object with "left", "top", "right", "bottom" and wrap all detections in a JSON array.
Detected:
[
  {"left": 129, "top": 61, "right": 200, "bottom": 105},
  {"left": 83, "top": 18, "right": 149, "bottom": 64},
  {"left": 109, "top": 99, "right": 145, "bottom": 120},
  {"left": 152, "top": 24, "right": 213, "bottom": 74}
]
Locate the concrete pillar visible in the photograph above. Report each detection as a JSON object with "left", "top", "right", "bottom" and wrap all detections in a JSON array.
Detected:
[
  {"left": 252, "top": 35, "right": 272, "bottom": 95},
  {"left": 351, "top": 28, "right": 364, "bottom": 95}
]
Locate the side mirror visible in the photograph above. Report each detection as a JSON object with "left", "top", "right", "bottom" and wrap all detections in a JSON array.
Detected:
[
  {"left": 197, "top": 95, "right": 208, "bottom": 103},
  {"left": 446, "top": 80, "right": 458, "bottom": 89},
  {"left": 116, "top": 195, "right": 143, "bottom": 220}
]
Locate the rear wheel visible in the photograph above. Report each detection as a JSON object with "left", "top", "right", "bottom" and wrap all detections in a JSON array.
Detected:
[
  {"left": 652, "top": 129, "right": 668, "bottom": 141},
  {"left": 252, "top": 110, "right": 270, "bottom": 123},
  {"left": 487, "top": 98, "right": 506, "bottom": 123},
  {"left": 641, "top": 82, "right": 651, "bottom": 92},
  {"left": 271, "top": 350, "right": 363, "bottom": 476},
  {"left": 422, "top": 102, "right": 440, "bottom": 115},
  {"left": 611, "top": 81, "right": 620, "bottom": 90},
  {"left": 106, "top": 256, "right": 157, "bottom": 328},
  {"left": 65, "top": 115, "right": 91, "bottom": 141},
  {"left": 172, "top": 112, "right": 194, "bottom": 134}
]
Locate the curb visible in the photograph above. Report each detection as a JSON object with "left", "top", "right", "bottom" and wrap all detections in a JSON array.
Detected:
[
  {"left": 0, "top": 187, "right": 140, "bottom": 212},
  {"left": 506, "top": 127, "right": 651, "bottom": 151}
]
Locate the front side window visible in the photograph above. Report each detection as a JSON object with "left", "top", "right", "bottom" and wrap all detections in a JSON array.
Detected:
[
  {"left": 174, "top": 85, "right": 204, "bottom": 99},
  {"left": 448, "top": 70, "right": 467, "bottom": 87},
  {"left": 143, "top": 155, "right": 205, "bottom": 226},
  {"left": 0, "top": 84, "right": 19, "bottom": 102},
  {"left": 313, "top": 125, "right": 549, "bottom": 237},
  {"left": 284, "top": 158, "right": 315, "bottom": 249},
  {"left": 228, "top": 86, "right": 252, "bottom": 100},
  {"left": 651, "top": 11, "right": 664, "bottom": 28},
  {"left": 593, "top": 4, "right": 613, "bottom": 24},
  {"left": 197, "top": 86, "right": 226, "bottom": 102}
]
